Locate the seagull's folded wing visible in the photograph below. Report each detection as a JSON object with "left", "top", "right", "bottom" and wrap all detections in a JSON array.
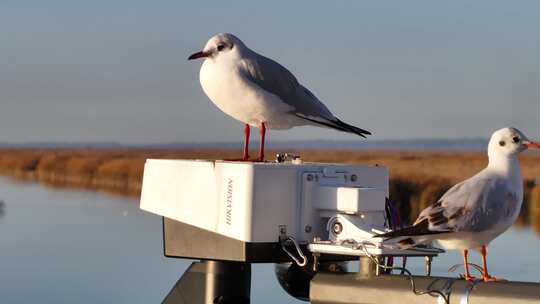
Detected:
[
  {"left": 416, "top": 177, "right": 516, "bottom": 234},
  {"left": 239, "top": 55, "right": 335, "bottom": 121},
  {"left": 380, "top": 176, "right": 517, "bottom": 239}
]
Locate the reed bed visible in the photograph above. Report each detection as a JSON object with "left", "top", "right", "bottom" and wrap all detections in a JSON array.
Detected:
[{"left": 0, "top": 148, "right": 538, "bottom": 224}]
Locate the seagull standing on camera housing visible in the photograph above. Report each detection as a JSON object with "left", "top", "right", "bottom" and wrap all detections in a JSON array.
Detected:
[
  {"left": 188, "top": 33, "right": 371, "bottom": 161},
  {"left": 378, "top": 127, "right": 540, "bottom": 282}
]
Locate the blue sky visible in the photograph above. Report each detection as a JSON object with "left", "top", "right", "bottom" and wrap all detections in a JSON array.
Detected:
[{"left": 1, "top": 1, "right": 539, "bottom": 144}]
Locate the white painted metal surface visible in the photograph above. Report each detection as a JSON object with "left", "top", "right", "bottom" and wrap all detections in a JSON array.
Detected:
[
  {"left": 313, "top": 187, "right": 387, "bottom": 213},
  {"left": 308, "top": 242, "right": 443, "bottom": 257},
  {"left": 140, "top": 159, "right": 389, "bottom": 244},
  {"left": 299, "top": 169, "right": 388, "bottom": 242}
]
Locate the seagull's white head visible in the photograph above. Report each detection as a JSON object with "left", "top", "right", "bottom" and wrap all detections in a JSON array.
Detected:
[
  {"left": 188, "top": 33, "right": 246, "bottom": 61},
  {"left": 487, "top": 127, "right": 540, "bottom": 160}
]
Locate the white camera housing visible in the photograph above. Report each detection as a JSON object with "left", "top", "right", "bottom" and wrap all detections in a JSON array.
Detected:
[
  {"left": 140, "top": 159, "right": 441, "bottom": 261},
  {"left": 140, "top": 159, "right": 388, "bottom": 243}
]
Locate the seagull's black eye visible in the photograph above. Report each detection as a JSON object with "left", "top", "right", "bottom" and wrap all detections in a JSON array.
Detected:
[
  {"left": 217, "top": 44, "right": 225, "bottom": 51},
  {"left": 512, "top": 136, "right": 520, "bottom": 144},
  {"left": 499, "top": 140, "right": 506, "bottom": 147}
]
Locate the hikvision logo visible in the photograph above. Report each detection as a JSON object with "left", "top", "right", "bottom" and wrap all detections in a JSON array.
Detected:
[{"left": 225, "top": 178, "right": 233, "bottom": 225}]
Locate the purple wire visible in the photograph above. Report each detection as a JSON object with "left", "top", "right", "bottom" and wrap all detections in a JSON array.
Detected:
[
  {"left": 385, "top": 199, "right": 407, "bottom": 273},
  {"left": 386, "top": 200, "right": 400, "bottom": 229}
]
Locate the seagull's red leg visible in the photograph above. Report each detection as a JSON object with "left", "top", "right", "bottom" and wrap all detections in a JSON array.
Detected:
[
  {"left": 242, "top": 124, "right": 250, "bottom": 161},
  {"left": 462, "top": 250, "right": 476, "bottom": 281},
  {"left": 481, "top": 245, "right": 504, "bottom": 282},
  {"left": 256, "top": 122, "right": 266, "bottom": 162}
]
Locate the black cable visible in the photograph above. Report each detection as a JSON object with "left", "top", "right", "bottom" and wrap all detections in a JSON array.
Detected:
[
  {"left": 345, "top": 239, "right": 450, "bottom": 304},
  {"left": 365, "top": 254, "right": 450, "bottom": 304}
]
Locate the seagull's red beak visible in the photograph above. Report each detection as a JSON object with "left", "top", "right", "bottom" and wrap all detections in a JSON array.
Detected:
[
  {"left": 188, "top": 51, "right": 210, "bottom": 60},
  {"left": 526, "top": 141, "right": 540, "bottom": 149}
]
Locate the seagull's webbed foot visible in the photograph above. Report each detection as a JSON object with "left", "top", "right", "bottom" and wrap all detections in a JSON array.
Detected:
[
  {"left": 479, "top": 245, "right": 506, "bottom": 282},
  {"left": 455, "top": 250, "right": 482, "bottom": 282},
  {"left": 482, "top": 274, "right": 506, "bottom": 282},
  {"left": 460, "top": 274, "right": 478, "bottom": 282}
]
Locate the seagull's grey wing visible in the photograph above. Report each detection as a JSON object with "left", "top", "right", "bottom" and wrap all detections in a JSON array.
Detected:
[
  {"left": 415, "top": 177, "right": 517, "bottom": 233},
  {"left": 239, "top": 54, "right": 334, "bottom": 120},
  {"left": 239, "top": 54, "right": 372, "bottom": 137},
  {"left": 379, "top": 175, "right": 517, "bottom": 239}
]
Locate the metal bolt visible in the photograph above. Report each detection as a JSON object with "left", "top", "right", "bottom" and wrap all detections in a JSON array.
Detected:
[
  {"left": 351, "top": 174, "right": 358, "bottom": 182},
  {"left": 313, "top": 254, "right": 319, "bottom": 272},
  {"left": 279, "top": 225, "right": 287, "bottom": 236},
  {"left": 375, "top": 257, "right": 384, "bottom": 276},
  {"left": 307, "top": 174, "right": 313, "bottom": 181},
  {"left": 305, "top": 225, "right": 312, "bottom": 233},
  {"left": 332, "top": 222, "right": 343, "bottom": 235},
  {"left": 425, "top": 256, "right": 433, "bottom": 276}
]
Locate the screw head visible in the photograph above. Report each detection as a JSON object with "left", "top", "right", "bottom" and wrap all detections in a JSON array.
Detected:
[
  {"left": 351, "top": 174, "right": 358, "bottom": 182},
  {"left": 305, "top": 225, "right": 312, "bottom": 233},
  {"left": 307, "top": 174, "right": 313, "bottom": 181}
]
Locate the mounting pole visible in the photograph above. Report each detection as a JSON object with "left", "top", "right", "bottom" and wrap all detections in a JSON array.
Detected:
[
  {"left": 311, "top": 272, "right": 540, "bottom": 304},
  {"left": 163, "top": 260, "right": 251, "bottom": 304},
  {"left": 358, "top": 256, "right": 377, "bottom": 278}
]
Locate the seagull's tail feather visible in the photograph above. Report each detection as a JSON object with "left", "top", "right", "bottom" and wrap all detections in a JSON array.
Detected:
[
  {"left": 295, "top": 114, "right": 372, "bottom": 138},
  {"left": 397, "top": 238, "right": 417, "bottom": 249},
  {"left": 333, "top": 118, "right": 372, "bottom": 138},
  {"left": 375, "top": 219, "right": 450, "bottom": 240},
  {"left": 395, "top": 237, "right": 439, "bottom": 250}
]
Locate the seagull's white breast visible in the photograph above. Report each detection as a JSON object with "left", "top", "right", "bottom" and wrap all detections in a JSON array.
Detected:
[
  {"left": 436, "top": 229, "right": 509, "bottom": 251},
  {"left": 199, "top": 57, "right": 298, "bottom": 129}
]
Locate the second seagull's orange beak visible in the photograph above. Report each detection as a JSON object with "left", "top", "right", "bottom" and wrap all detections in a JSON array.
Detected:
[{"left": 525, "top": 141, "right": 540, "bottom": 149}]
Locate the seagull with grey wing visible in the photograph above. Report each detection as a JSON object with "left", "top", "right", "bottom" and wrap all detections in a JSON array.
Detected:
[
  {"left": 188, "top": 33, "right": 371, "bottom": 161},
  {"left": 378, "top": 127, "right": 540, "bottom": 281}
]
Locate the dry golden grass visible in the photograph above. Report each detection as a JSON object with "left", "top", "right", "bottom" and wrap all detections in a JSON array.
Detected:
[
  {"left": 297, "top": 150, "right": 540, "bottom": 182},
  {"left": 528, "top": 186, "right": 540, "bottom": 233},
  {"left": 0, "top": 148, "right": 538, "bottom": 224},
  {"left": 0, "top": 151, "right": 42, "bottom": 178},
  {"left": 92, "top": 157, "right": 146, "bottom": 195}
]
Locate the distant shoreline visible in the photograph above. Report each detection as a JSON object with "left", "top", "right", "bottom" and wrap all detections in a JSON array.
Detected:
[
  {"left": 0, "top": 138, "right": 489, "bottom": 151},
  {"left": 0, "top": 148, "right": 539, "bottom": 228}
]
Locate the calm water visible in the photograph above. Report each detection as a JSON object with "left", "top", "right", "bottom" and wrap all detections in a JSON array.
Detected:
[
  {"left": 0, "top": 178, "right": 539, "bottom": 303},
  {"left": 0, "top": 179, "right": 301, "bottom": 304}
]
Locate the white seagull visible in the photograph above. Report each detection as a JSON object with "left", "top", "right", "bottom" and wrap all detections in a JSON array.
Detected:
[
  {"left": 188, "top": 33, "right": 371, "bottom": 161},
  {"left": 378, "top": 127, "right": 540, "bottom": 281}
]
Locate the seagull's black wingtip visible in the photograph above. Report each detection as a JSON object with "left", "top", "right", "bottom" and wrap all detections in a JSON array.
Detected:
[
  {"left": 334, "top": 118, "right": 372, "bottom": 138},
  {"left": 294, "top": 114, "right": 372, "bottom": 137},
  {"left": 376, "top": 220, "right": 452, "bottom": 240}
]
